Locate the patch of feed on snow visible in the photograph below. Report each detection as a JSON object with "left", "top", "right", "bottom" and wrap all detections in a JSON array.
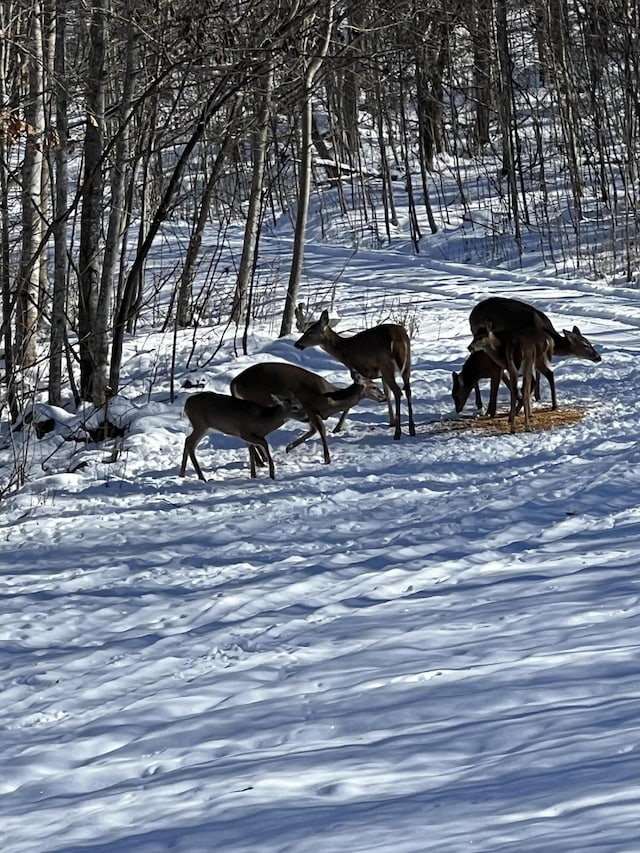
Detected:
[{"left": 425, "top": 407, "right": 584, "bottom": 435}]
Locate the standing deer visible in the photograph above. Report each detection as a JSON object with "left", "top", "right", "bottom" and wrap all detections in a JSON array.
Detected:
[
  {"left": 230, "top": 362, "right": 386, "bottom": 464},
  {"left": 470, "top": 324, "right": 554, "bottom": 433},
  {"left": 469, "top": 296, "right": 601, "bottom": 408},
  {"left": 294, "top": 309, "right": 416, "bottom": 440},
  {"left": 180, "top": 391, "right": 304, "bottom": 481}
]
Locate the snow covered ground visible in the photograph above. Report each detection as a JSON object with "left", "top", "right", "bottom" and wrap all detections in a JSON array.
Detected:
[{"left": 2, "top": 219, "right": 640, "bottom": 852}]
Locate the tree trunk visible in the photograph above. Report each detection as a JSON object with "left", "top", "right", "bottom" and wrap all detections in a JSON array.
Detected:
[
  {"left": 49, "top": 0, "right": 68, "bottom": 405},
  {"left": 0, "top": 1, "right": 18, "bottom": 420},
  {"left": 495, "top": 0, "right": 521, "bottom": 240},
  {"left": 177, "top": 92, "right": 244, "bottom": 327},
  {"left": 78, "top": 0, "right": 106, "bottom": 400},
  {"left": 280, "top": 0, "right": 335, "bottom": 337},
  {"left": 472, "top": 0, "right": 493, "bottom": 150},
  {"left": 93, "top": 1, "right": 139, "bottom": 406},
  {"left": 232, "top": 65, "right": 273, "bottom": 326},
  {"left": 16, "top": 0, "right": 45, "bottom": 374}
]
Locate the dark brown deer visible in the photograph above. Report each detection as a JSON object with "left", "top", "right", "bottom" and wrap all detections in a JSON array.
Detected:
[
  {"left": 180, "top": 392, "right": 304, "bottom": 481},
  {"left": 230, "top": 362, "right": 385, "bottom": 464},
  {"left": 469, "top": 296, "right": 601, "bottom": 408},
  {"left": 294, "top": 310, "right": 416, "bottom": 439},
  {"left": 470, "top": 324, "right": 554, "bottom": 433}
]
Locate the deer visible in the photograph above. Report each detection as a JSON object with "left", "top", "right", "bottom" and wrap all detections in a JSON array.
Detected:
[
  {"left": 469, "top": 296, "right": 601, "bottom": 408},
  {"left": 294, "top": 309, "right": 416, "bottom": 440},
  {"left": 180, "top": 391, "right": 305, "bottom": 482},
  {"left": 470, "top": 323, "right": 555, "bottom": 433},
  {"left": 230, "top": 362, "right": 386, "bottom": 464},
  {"left": 451, "top": 350, "right": 510, "bottom": 417}
]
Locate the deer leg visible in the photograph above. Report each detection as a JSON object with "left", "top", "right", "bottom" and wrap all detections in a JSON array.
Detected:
[
  {"left": 522, "top": 367, "right": 533, "bottom": 431},
  {"left": 382, "top": 381, "right": 395, "bottom": 428},
  {"left": 333, "top": 406, "right": 349, "bottom": 433},
  {"left": 382, "top": 375, "right": 403, "bottom": 439},
  {"left": 287, "top": 425, "right": 317, "bottom": 452},
  {"left": 253, "top": 445, "right": 268, "bottom": 467},
  {"left": 248, "top": 445, "right": 256, "bottom": 478},
  {"left": 250, "top": 436, "right": 275, "bottom": 479},
  {"left": 515, "top": 373, "right": 531, "bottom": 415},
  {"left": 180, "top": 438, "right": 190, "bottom": 478},
  {"left": 315, "top": 417, "right": 331, "bottom": 463},
  {"left": 287, "top": 415, "right": 331, "bottom": 464},
  {"left": 402, "top": 370, "right": 416, "bottom": 436},
  {"left": 508, "top": 366, "right": 519, "bottom": 434},
  {"left": 534, "top": 370, "right": 541, "bottom": 401},
  {"left": 181, "top": 432, "right": 207, "bottom": 481},
  {"left": 539, "top": 365, "right": 557, "bottom": 409},
  {"left": 486, "top": 372, "right": 501, "bottom": 417},
  {"left": 474, "top": 382, "right": 483, "bottom": 411},
  {"left": 304, "top": 414, "right": 330, "bottom": 463}
]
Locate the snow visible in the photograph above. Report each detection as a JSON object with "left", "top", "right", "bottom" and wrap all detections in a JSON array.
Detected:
[{"left": 2, "top": 208, "right": 640, "bottom": 852}]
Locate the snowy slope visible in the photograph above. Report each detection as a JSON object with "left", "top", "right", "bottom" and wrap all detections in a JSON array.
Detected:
[{"left": 1, "top": 234, "right": 640, "bottom": 852}]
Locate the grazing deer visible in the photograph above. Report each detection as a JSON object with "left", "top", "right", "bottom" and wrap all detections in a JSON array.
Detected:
[
  {"left": 230, "top": 362, "right": 386, "bottom": 464},
  {"left": 470, "top": 324, "right": 554, "bottom": 433},
  {"left": 470, "top": 296, "right": 601, "bottom": 407},
  {"left": 294, "top": 309, "right": 416, "bottom": 440},
  {"left": 180, "top": 391, "right": 304, "bottom": 481},
  {"left": 451, "top": 350, "right": 510, "bottom": 417}
]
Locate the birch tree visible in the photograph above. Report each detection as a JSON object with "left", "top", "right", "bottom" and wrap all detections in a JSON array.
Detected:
[
  {"left": 48, "top": 0, "right": 69, "bottom": 405},
  {"left": 16, "top": 0, "right": 46, "bottom": 374}
]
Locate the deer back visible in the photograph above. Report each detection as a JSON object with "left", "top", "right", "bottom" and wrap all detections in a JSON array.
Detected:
[
  {"left": 470, "top": 297, "right": 554, "bottom": 337},
  {"left": 185, "top": 391, "right": 299, "bottom": 440},
  {"left": 230, "top": 362, "right": 336, "bottom": 409}
]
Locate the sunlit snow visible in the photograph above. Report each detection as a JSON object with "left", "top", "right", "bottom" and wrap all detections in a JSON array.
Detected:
[{"left": 2, "top": 203, "right": 640, "bottom": 852}]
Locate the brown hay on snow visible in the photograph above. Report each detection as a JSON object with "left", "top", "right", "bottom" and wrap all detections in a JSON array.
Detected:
[{"left": 425, "top": 406, "right": 584, "bottom": 436}]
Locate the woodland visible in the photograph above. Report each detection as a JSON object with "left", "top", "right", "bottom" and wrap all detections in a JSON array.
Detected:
[
  {"left": 2, "top": 7, "right": 640, "bottom": 844},
  {"left": 1, "top": 0, "right": 638, "bottom": 419}
]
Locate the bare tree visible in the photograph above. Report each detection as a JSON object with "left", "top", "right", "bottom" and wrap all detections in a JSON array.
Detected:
[
  {"left": 48, "top": 0, "right": 69, "bottom": 406},
  {"left": 92, "top": 0, "right": 140, "bottom": 406},
  {"left": 280, "top": 0, "right": 336, "bottom": 337},
  {"left": 471, "top": 0, "right": 493, "bottom": 150},
  {"left": 232, "top": 62, "right": 273, "bottom": 326},
  {"left": 16, "top": 0, "right": 46, "bottom": 374},
  {"left": 494, "top": 0, "right": 521, "bottom": 241},
  {"left": 77, "top": 0, "right": 106, "bottom": 401},
  {"left": 177, "top": 92, "right": 244, "bottom": 328}
]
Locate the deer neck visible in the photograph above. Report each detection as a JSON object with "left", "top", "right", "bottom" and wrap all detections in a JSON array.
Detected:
[
  {"left": 545, "top": 328, "right": 565, "bottom": 351},
  {"left": 549, "top": 332, "right": 570, "bottom": 356},
  {"left": 321, "top": 327, "right": 349, "bottom": 364},
  {"left": 258, "top": 402, "right": 286, "bottom": 431},
  {"left": 325, "top": 382, "right": 362, "bottom": 406}
]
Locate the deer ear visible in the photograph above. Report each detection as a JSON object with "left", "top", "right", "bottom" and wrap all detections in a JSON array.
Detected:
[{"left": 319, "top": 309, "right": 330, "bottom": 324}]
